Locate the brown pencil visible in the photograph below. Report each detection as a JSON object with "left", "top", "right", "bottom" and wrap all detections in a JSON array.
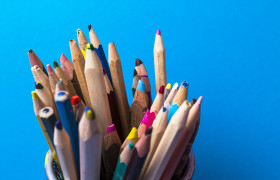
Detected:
[
  {"left": 120, "top": 127, "right": 138, "bottom": 154},
  {"left": 28, "top": 49, "right": 48, "bottom": 75},
  {"left": 31, "top": 65, "right": 52, "bottom": 94},
  {"left": 47, "top": 64, "right": 59, "bottom": 94},
  {"left": 109, "top": 42, "right": 131, "bottom": 137},
  {"left": 103, "top": 68, "right": 124, "bottom": 141},
  {"left": 132, "top": 69, "right": 141, "bottom": 97},
  {"left": 103, "top": 124, "right": 122, "bottom": 180},
  {"left": 150, "top": 85, "right": 165, "bottom": 115},
  {"left": 69, "top": 39, "right": 91, "bottom": 106},
  {"left": 124, "top": 126, "right": 152, "bottom": 180}
]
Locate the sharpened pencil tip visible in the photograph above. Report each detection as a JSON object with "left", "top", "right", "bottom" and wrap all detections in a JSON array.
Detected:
[
  {"left": 182, "top": 81, "right": 189, "bottom": 88},
  {"left": 145, "top": 126, "right": 153, "bottom": 135},
  {"left": 159, "top": 85, "right": 165, "bottom": 94},
  {"left": 55, "top": 121, "right": 62, "bottom": 130},
  {"left": 85, "top": 107, "right": 95, "bottom": 120},
  {"left": 28, "top": 49, "right": 33, "bottom": 53},
  {"left": 172, "top": 82, "right": 179, "bottom": 90},
  {"left": 156, "top": 29, "right": 161, "bottom": 35},
  {"left": 135, "top": 58, "right": 143, "bottom": 66},
  {"left": 128, "top": 142, "right": 134, "bottom": 149},
  {"left": 77, "top": 29, "right": 82, "bottom": 34},
  {"left": 127, "top": 127, "right": 138, "bottom": 139},
  {"left": 71, "top": 95, "right": 81, "bottom": 105},
  {"left": 46, "top": 64, "right": 53, "bottom": 73},
  {"left": 166, "top": 83, "right": 171, "bottom": 89},
  {"left": 60, "top": 54, "right": 67, "bottom": 65},
  {"left": 53, "top": 60, "right": 59, "bottom": 68},
  {"left": 197, "top": 96, "right": 203, "bottom": 106},
  {"left": 141, "top": 110, "right": 150, "bottom": 124},
  {"left": 31, "top": 91, "right": 39, "bottom": 99},
  {"left": 86, "top": 43, "right": 94, "bottom": 50},
  {"left": 106, "top": 124, "right": 116, "bottom": 135},
  {"left": 88, "top": 24, "right": 92, "bottom": 30},
  {"left": 35, "top": 82, "right": 43, "bottom": 89},
  {"left": 137, "top": 80, "right": 146, "bottom": 92}
]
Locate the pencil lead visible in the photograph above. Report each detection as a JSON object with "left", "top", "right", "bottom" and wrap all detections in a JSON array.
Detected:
[
  {"left": 77, "top": 29, "right": 82, "bottom": 34},
  {"left": 106, "top": 124, "right": 116, "bottom": 135},
  {"left": 55, "top": 121, "right": 62, "bottom": 130},
  {"left": 88, "top": 24, "right": 92, "bottom": 31},
  {"left": 31, "top": 91, "right": 39, "bottom": 99},
  {"left": 182, "top": 81, "right": 189, "bottom": 87},
  {"left": 58, "top": 91, "right": 66, "bottom": 96},
  {"left": 197, "top": 96, "right": 203, "bottom": 106},
  {"left": 156, "top": 29, "right": 161, "bottom": 35},
  {"left": 133, "top": 69, "right": 138, "bottom": 77},
  {"left": 145, "top": 126, "right": 153, "bottom": 135},
  {"left": 58, "top": 79, "right": 62, "bottom": 84},
  {"left": 159, "top": 85, "right": 165, "bottom": 94},
  {"left": 141, "top": 110, "right": 150, "bottom": 124},
  {"left": 135, "top": 58, "right": 143, "bottom": 66},
  {"left": 128, "top": 142, "right": 135, "bottom": 149},
  {"left": 46, "top": 64, "right": 54, "bottom": 73},
  {"left": 132, "top": 88, "right": 136, "bottom": 96},
  {"left": 137, "top": 80, "right": 146, "bottom": 92},
  {"left": 35, "top": 82, "right": 43, "bottom": 89},
  {"left": 172, "top": 82, "right": 179, "bottom": 90},
  {"left": 164, "top": 103, "right": 171, "bottom": 111},
  {"left": 28, "top": 49, "right": 33, "bottom": 53},
  {"left": 43, "top": 108, "right": 50, "bottom": 113},
  {"left": 85, "top": 107, "right": 95, "bottom": 120},
  {"left": 166, "top": 83, "right": 171, "bottom": 89},
  {"left": 71, "top": 95, "right": 81, "bottom": 105},
  {"left": 60, "top": 54, "right": 67, "bottom": 65},
  {"left": 86, "top": 43, "right": 94, "bottom": 50},
  {"left": 53, "top": 60, "right": 59, "bottom": 69},
  {"left": 127, "top": 127, "right": 138, "bottom": 139}
]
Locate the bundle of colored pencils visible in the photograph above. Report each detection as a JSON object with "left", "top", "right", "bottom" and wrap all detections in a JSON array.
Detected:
[{"left": 29, "top": 26, "right": 203, "bottom": 180}]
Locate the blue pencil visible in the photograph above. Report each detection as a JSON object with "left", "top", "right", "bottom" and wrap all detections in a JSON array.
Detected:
[
  {"left": 54, "top": 91, "right": 80, "bottom": 176},
  {"left": 88, "top": 25, "right": 112, "bottom": 84}
]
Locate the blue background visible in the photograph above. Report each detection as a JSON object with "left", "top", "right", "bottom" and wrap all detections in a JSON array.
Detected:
[{"left": 0, "top": 0, "right": 279, "bottom": 179}]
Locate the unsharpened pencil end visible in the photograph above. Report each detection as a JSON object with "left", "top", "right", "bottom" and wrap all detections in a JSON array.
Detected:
[
  {"left": 156, "top": 29, "right": 161, "bottom": 35},
  {"left": 31, "top": 91, "right": 39, "bottom": 99},
  {"left": 135, "top": 58, "right": 143, "bottom": 66},
  {"left": 159, "top": 85, "right": 165, "bottom": 94},
  {"left": 55, "top": 121, "right": 62, "bottom": 130},
  {"left": 128, "top": 142, "right": 134, "bottom": 149},
  {"left": 85, "top": 107, "right": 95, "bottom": 120},
  {"left": 71, "top": 95, "right": 81, "bottom": 105},
  {"left": 53, "top": 60, "right": 59, "bottom": 69},
  {"left": 145, "top": 126, "right": 153, "bottom": 135},
  {"left": 46, "top": 64, "right": 53, "bottom": 73},
  {"left": 106, "top": 124, "right": 116, "bottom": 135},
  {"left": 166, "top": 83, "right": 171, "bottom": 89},
  {"left": 86, "top": 43, "right": 94, "bottom": 50},
  {"left": 137, "top": 80, "right": 146, "bottom": 92},
  {"left": 127, "top": 127, "right": 138, "bottom": 139}
]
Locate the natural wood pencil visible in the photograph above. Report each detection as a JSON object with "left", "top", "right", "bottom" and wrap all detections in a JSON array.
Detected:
[
  {"left": 113, "top": 142, "right": 135, "bottom": 180},
  {"left": 54, "top": 121, "right": 78, "bottom": 180},
  {"left": 120, "top": 127, "right": 138, "bottom": 154},
  {"left": 144, "top": 101, "right": 191, "bottom": 180},
  {"left": 164, "top": 82, "right": 179, "bottom": 105},
  {"left": 138, "top": 104, "right": 170, "bottom": 179},
  {"left": 85, "top": 43, "right": 113, "bottom": 134},
  {"left": 164, "top": 83, "right": 171, "bottom": 100},
  {"left": 150, "top": 85, "right": 165, "bottom": 115},
  {"left": 53, "top": 60, "right": 77, "bottom": 98},
  {"left": 77, "top": 29, "right": 89, "bottom": 51},
  {"left": 131, "top": 79, "right": 149, "bottom": 128},
  {"left": 161, "top": 97, "right": 202, "bottom": 180},
  {"left": 109, "top": 42, "right": 131, "bottom": 137},
  {"left": 60, "top": 53, "right": 85, "bottom": 102},
  {"left": 79, "top": 107, "right": 103, "bottom": 180},
  {"left": 124, "top": 126, "right": 152, "bottom": 179},
  {"left": 154, "top": 29, "right": 167, "bottom": 92},
  {"left": 56, "top": 79, "right": 66, "bottom": 93},
  {"left": 31, "top": 65, "right": 52, "bottom": 94},
  {"left": 103, "top": 124, "right": 122, "bottom": 180},
  {"left": 132, "top": 69, "right": 141, "bottom": 97},
  {"left": 88, "top": 25, "right": 112, "bottom": 84},
  {"left": 69, "top": 39, "right": 91, "bottom": 106},
  {"left": 28, "top": 49, "right": 48, "bottom": 75},
  {"left": 47, "top": 64, "right": 59, "bottom": 94}
]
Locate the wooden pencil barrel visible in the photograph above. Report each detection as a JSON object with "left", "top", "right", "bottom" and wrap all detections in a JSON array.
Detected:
[{"left": 45, "top": 148, "right": 195, "bottom": 180}]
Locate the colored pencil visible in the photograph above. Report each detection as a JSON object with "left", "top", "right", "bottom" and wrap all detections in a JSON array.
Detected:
[
  {"left": 35, "top": 81, "right": 59, "bottom": 119},
  {"left": 31, "top": 65, "right": 52, "bottom": 94},
  {"left": 132, "top": 69, "right": 141, "bottom": 97},
  {"left": 56, "top": 79, "right": 66, "bottom": 93},
  {"left": 164, "top": 83, "right": 171, "bottom": 100},
  {"left": 131, "top": 79, "right": 148, "bottom": 128},
  {"left": 71, "top": 95, "right": 85, "bottom": 123},
  {"left": 79, "top": 107, "right": 103, "bottom": 180},
  {"left": 161, "top": 97, "right": 202, "bottom": 180},
  {"left": 167, "top": 81, "right": 189, "bottom": 124},
  {"left": 113, "top": 142, "right": 135, "bottom": 180},
  {"left": 137, "top": 110, "right": 150, "bottom": 139},
  {"left": 53, "top": 60, "right": 77, "bottom": 98},
  {"left": 103, "top": 68, "right": 124, "bottom": 141},
  {"left": 60, "top": 53, "right": 85, "bottom": 102},
  {"left": 120, "top": 127, "right": 138, "bottom": 154},
  {"left": 164, "top": 82, "right": 179, "bottom": 105},
  {"left": 124, "top": 126, "right": 152, "bottom": 179},
  {"left": 28, "top": 49, "right": 48, "bottom": 75},
  {"left": 154, "top": 29, "right": 167, "bottom": 93},
  {"left": 103, "top": 124, "right": 122, "bottom": 180},
  {"left": 77, "top": 29, "right": 89, "bottom": 54},
  {"left": 88, "top": 25, "right": 112, "bottom": 84},
  {"left": 85, "top": 43, "right": 113, "bottom": 133},
  {"left": 47, "top": 64, "right": 59, "bottom": 94},
  {"left": 139, "top": 104, "right": 170, "bottom": 179},
  {"left": 54, "top": 121, "right": 78, "bottom": 180},
  {"left": 69, "top": 39, "right": 91, "bottom": 106},
  {"left": 54, "top": 91, "right": 80, "bottom": 176},
  {"left": 135, "top": 58, "right": 152, "bottom": 108},
  {"left": 109, "top": 42, "right": 131, "bottom": 137},
  {"left": 150, "top": 85, "right": 165, "bottom": 115},
  {"left": 144, "top": 101, "right": 191, "bottom": 180}
]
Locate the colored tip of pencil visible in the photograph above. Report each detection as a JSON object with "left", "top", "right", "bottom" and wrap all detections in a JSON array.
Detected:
[
  {"left": 58, "top": 79, "right": 62, "bottom": 84},
  {"left": 35, "top": 82, "right": 43, "bottom": 89},
  {"left": 77, "top": 29, "right": 82, "bottom": 34},
  {"left": 106, "top": 124, "right": 116, "bottom": 135},
  {"left": 163, "top": 106, "right": 168, "bottom": 112},
  {"left": 57, "top": 91, "right": 65, "bottom": 96},
  {"left": 43, "top": 108, "right": 49, "bottom": 113},
  {"left": 133, "top": 69, "right": 138, "bottom": 77},
  {"left": 137, "top": 80, "right": 146, "bottom": 92},
  {"left": 31, "top": 91, "right": 39, "bottom": 99},
  {"left": 71, "top": 95, "right": 81, "bottom": 105},
  {"left": 127, "top": 127, "right": 138, "bottom": 139},
  {"left": 145, "top": 126, "right": 153, "bottom": 135},
  {"left": 53, "top": 60, "right": 59, "bottom": 68},
  {"left": 197, "top": 96, "right": 203, "bottom": 106},
  {"left": 141, "top": 110, "right": 150, "bottom": 124},
  {"left": 28, "top": 49, "right": 33, "bottom": 53},
  {"left": 46, "top": 64, "right": 53, "bottom": 73},
  {"left": 103, "top": 68, "right": 106, "bottom": 75},
  {"left": 60, "top": 54, "right": 67, "bottom": 65},
  {"left": 166, "top": 83, "right": 171, "bottom": 89},
  {"left": 55, "top": 121, "right": 62, "bottom": 130},
  {"left": 156, "top": 29, "right": 161, "bottom": 35},
  {"left": 182, "top": 81, "right": 189, "bottom": 88},
  {"left": 163, "top": 104, "right": 171, "bottom": 112},
  {"left": 146, "top": 112, "right": 155, "bottom": 130},
  {"left": 85, "top": 107, "right": 95, "bottom": 120},
  {"left": 135, "top": 58, "right": 143, "bottom": 66},
  {"left": 86, "top": 43, "right": 94, "bottom": 50},
  {"left": 88, "top": 24, "right": 92, "bottom": 30},
  {"left": 172, "top": 82, "right": 179, "bottom": 90},
  {"left": 159, "top": 85, "right": 165, "bottom": 94},
  {"left": 128, "top": 142, "right": 134, "bottom": 149}
]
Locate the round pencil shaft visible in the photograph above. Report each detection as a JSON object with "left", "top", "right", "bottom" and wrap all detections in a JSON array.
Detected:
[
  {"left": 164, "top": 82, "right": 179, "bottom": 105},
  {"left": 54, "top": 122, "right": 78, "bottom": 180},
  {"left": 109, "top": 42, "right": 131, "bottom": 137},
  {"left": 154, "top": 30, "right": 167, "bottom": 92},
  {"left": 32, "top": 65, "right": 52, "bottom": 94},
  {"left": 69, "top": 39, "right": 91, "bottom": 106},
  {"left": 144, "top": 101, "right": 191, "bottom": 180}
]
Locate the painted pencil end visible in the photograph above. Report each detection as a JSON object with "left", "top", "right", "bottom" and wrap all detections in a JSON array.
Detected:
[
  {"left": 156, "top": 29, "right": 161, "bottom": 35},
  {"left": 127, "top": 127, "right": 138, "bottom": 139},
  {"left": 71, "top": 95, "right": 81, "bottom": 105},
  {"left": 159, "top": 85, "right": 165, "bottom": 94},
  {"left": 137, "top": 80, "right": 146, "bottom": 92},
  {"left": 55, "top": 121, "right": 62, "bottom": 130},
  {"left": 106, "top": 124, "right": 116, "bottom": 135}
]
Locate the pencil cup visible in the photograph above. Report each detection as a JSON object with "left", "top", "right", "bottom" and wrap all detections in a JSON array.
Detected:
[{"left": 45, "top": 148, "right": 195, "bottom": 180}]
